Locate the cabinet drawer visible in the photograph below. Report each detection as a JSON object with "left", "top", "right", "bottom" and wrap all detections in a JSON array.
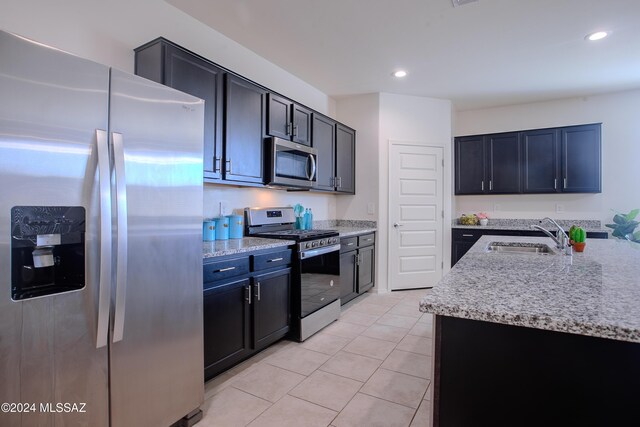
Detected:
[
  {"left": 452, "top": 229, "right": 483, "bottom": 242},
  {"left": 252, "top": 250, "right": 292, "bottom": 271},
  {"left": 203, "top": 257, "right": 250, "bottom": 284},
  {"left": 341, "top": 237, "right": 358, "bottom": 252},
  {"left": 358, "top": 233, "right": 375, "bottom": 247}
]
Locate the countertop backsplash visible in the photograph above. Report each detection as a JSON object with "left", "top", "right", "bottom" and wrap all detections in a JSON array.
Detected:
[{"left": 452, "top": 218, "right": 603, "bottom": 231}]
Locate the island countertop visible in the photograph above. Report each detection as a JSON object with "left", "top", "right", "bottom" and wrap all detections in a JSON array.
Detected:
[{"left": 419, "top": 235, "right": 640, "bottom": 343}]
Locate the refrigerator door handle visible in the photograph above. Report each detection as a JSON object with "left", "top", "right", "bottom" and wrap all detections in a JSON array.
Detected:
[
  {"left": 112, "top": 132, "right": 128, "bottom": 343},
  {"left": 96, "top": 129, "right": 112, "bottom": 349}
]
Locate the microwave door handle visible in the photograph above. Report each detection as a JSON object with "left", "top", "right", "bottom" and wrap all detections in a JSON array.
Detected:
[{"left": 307, "top": 154, "right": 316, "bottom": 181}]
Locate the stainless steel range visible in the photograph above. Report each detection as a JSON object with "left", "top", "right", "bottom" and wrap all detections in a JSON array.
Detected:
[{"left": 245, "top": 207, "right": 340, "bottom": 341}]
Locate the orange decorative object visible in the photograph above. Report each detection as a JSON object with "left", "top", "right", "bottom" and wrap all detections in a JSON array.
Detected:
[{"left": 573, "top": 242, "right": 586, "bottom": 252}]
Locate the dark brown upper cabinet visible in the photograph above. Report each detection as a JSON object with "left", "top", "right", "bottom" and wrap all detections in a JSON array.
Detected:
[
  {"left": 267, "top": 94, "right": 312, "bottom": 146},
  {"left": 335, "top": 124, "right": 356, "bottom": 194},
  {"left": 225, "top": 74, "right": 267, "bottom": 184},
  {"left": 561, "top": 124, "right": 601, "bottom": 193},
  {"left": 455, "top": 135, "right": 486, "bottom": 194},
  {"left": 486, "top": 132, "right": 520, "bottom": 193},
  {"left": 455, "top": 123, "right": 601, "bottom": 195},
  {"left": 312, "top": 113, "right": 337, "bottom": 191},
  {"left": 134, "top": 39, "right": 224, "bottom": 180},
  {"left": 521, "top": 128, "right": 560, "bottom": 193}
]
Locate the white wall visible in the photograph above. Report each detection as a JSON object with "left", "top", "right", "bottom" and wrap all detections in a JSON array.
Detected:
[
  {"left": 336, "top": 93, "right": 452, "bottom": 293},
  {"left": 2, "top": 0, "right": 338, "bottom": 216},
  {"left": 335, "top": 94, "right": 380, "bottom": 220},
  {"left": 454, "top": 89, "right": 640, "bottom": 224}
]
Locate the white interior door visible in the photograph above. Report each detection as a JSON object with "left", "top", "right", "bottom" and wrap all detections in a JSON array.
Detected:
[{"left": 389, "top": 143, "right": 444, "bottom": 290}]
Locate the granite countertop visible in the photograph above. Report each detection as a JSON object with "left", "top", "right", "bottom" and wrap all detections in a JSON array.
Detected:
[
  {"left": 203, "top": 237, "right": 295, "bottom": 259},
  {"left": 452, "top": 218, "right": 608, "bottom": 233},
  {"left": 313, "top": 219, "right": 377, "bottom": 237},
  {"left": 419, "top": 235, "right": 640, "bottom": 343}
]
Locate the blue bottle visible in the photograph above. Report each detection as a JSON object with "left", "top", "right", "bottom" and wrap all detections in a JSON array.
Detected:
[{"left": 304, "top": 208, "right": 313, "bottom": 230}]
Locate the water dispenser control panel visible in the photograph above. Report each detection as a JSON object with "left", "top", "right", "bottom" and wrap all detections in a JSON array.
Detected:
[{"left": 11, "top": 206, "right": 85, "bottom": 301}]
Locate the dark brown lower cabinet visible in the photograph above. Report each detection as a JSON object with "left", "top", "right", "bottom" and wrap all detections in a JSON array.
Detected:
[
  {"left": 339, "top": 234, "right": 375, "bottom": 305},
  {"left": 203, "top": 248, "right": 292, "bottom": 380},
  {"left": 253, "top": 269, "right": 291, "bottom": 350},
  {"left": 203, "top": 278, "right": 251, "bottom": 380}
]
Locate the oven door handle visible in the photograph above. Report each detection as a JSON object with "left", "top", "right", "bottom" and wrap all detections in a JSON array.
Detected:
[{"left": 300, "top": 244, "right": 341, "bottom": 259}]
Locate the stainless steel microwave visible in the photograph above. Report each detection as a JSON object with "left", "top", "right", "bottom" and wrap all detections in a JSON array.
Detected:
[{"left": 266, "top": 137, "right": 317, "bottom": 188}]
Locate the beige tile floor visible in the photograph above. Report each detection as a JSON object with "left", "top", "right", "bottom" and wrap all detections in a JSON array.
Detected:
[{"left": 200, "top": 289, "right": 434, "bottom": 427}]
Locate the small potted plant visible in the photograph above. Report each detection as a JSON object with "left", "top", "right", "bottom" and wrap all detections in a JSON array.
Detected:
[
  {"left": 477, "top": 212, "right": 489, "bottom": 226},
  {"left": 571, "top": 227, "right": 586, "bottom": 252}
]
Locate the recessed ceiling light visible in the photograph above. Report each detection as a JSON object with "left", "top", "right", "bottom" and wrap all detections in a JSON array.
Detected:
[
  {"left": 393, "top": 70, "right": 407, "bottom": 78},
  {"left": 585, "top": 31, "right": 608, "bottom": 41}
]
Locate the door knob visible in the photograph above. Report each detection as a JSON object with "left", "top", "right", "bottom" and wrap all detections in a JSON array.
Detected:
[{"left": 393, "top": 223, "right": 403, "bottom": 228}]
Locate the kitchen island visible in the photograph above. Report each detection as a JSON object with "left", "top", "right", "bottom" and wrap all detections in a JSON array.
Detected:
[{"left": 420, "top": 236, "right": 640, "bottom": 426}]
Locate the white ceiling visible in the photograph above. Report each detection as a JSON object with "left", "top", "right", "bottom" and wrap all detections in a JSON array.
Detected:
[{"left": 168, "top": 0, "right": 640, "bottom": 110}]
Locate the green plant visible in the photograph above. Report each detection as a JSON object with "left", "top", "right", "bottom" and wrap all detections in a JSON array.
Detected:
[
  {"left": 605, "top": 209, "right": 640, "bottom": 242},
  {"left": 572, "top": 227, "right": 586, "bottom": 243}
]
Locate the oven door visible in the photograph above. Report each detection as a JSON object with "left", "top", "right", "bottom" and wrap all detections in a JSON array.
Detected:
[
  {"left": 299, "top": 244, "right": 340, "bottom": 317},
  {"left": 268, "top": 137, "right": 317, "bottom": 188}
]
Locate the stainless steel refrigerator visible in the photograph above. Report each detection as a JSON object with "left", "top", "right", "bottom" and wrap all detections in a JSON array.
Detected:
[{"left": 0, "top": 30, "right": 205, "bottom": 426}]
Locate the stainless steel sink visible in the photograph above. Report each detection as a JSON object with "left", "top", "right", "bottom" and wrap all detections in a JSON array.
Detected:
[{"left": 486, "top": 242, "right": 554, "bottom": 254}]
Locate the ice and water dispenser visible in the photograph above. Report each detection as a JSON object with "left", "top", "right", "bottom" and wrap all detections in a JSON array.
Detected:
[{"left": 11, "top": 206, "right": 85, "bottom": 300}]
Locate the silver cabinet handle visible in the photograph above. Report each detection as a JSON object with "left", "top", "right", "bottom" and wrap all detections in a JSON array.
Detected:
[
  {"left": 489, "top": 180, "right": 493, "bottom": 191},
  {"left": 309, "top": 154, "right": 316, "bottom": 181},
  {"left": 256, "top": 282, "right": 261, "bottom": 301},
  {"left": 481, "top": 181, "right": 484, "bottom": 191},
  {"left": 554, "top": 178, "right": 557, "bottom": 189},
  {"left": 112, "top": 132, "right": 128, "bottom": 344},
  {"left": 346, "top": 242, "right": 355, "bottom": 246},
  {"left": 393, "top": 223, "right": 403, "bottom": 228},
  {"left": 337, "top": 177, "right": 342, "bottom": 188},
  {"left": 226, "top": 159, "right": 232, "bottom": 174},
  {"left": 267, "top": 257, "right": 284, "bottom": 263},
  {"left": 214, "top": 157, "right": 221, "bottom": 173},
  {"left": 218, "top": 266, "right": 236, "bottom": 272},
  {"left": 354, "top": 253, "right": 359, "bottom": 265},
  {"left": 286, "top": 123, "right": 292, "bottom": 136},
  {"left": 564, "top": 177, "right": 567, "bottom": 189},
  {"left": 95, "top": 129, "right": 112, "bottom": 349},
  {"left": 293, "top": 124, "right": 298, "bottom": 137},
  {"left": 462, "top": 234, "right": 474, "bottom": 237},
  {"left": 246, "top": 285, "right": 251, "bottom": 305}
]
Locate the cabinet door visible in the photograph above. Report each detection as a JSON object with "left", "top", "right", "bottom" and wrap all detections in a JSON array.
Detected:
[
  {"left": 357, "top": 246, "right": 375, "bottom": 294},
  {"left": 339, "top": 250, "right": 358, "bottom": 305},
  {"left": 486, "top": 132, "right": 520, "bottom": 193},
  {"left": 561, "top": 124, "right": 601, "bottom": 193},
  {"left": 253, "top": 269, "right": 291, "bottom": 350},
  {"left": 521, "top": 128, "right": 559, "bottom": 193},
  {"left": 203, "top": 278, "right": 251, "bottom": 380},
  {"left": 451, "top": 241, "right": 476, "bottom": 267},
  {"left": 455, "top": 136, "right": 486, "bottom": 194},
  {"left": 292, "top": 104, "right": 312, "bottom": 146},
  {"left": 335, "top": 124, "right": 356, "bottom": 194},
  {"left": 135, "top": 42, "right": 224, "bottom": 180},
  {"left": 267, "top": 93, "right": 291, "bottom": 140},
  {"left": 225, "top": 74, "right": 267, "bottom": 183},
  {"left": 312, "top": 114, "right": 336, "bottom": 191}
]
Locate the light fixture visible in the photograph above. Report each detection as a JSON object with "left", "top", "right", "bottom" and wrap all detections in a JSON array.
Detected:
[
  {"left": 585, "top": 31, "right": 608, "bottom": 41},
  {"left": 393, "top": 70, "right": 407, "bottom": 78}
]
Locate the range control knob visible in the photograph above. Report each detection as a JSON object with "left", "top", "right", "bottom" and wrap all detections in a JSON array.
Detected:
[
  {"left": 312, "top": 241, "right": 319, "bottom": 248},
  {"left": 305, "top": 242, "right": 312, "bottom": 249},
  {"left": 320, "top": 239, "right": 326, "bottom": 246}
]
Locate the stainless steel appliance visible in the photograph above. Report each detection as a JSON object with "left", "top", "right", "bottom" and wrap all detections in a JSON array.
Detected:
[
  {"left": 245, "top": 207, "right": 340, "bottom": 341},
  {"left": 0, "top": 30, "right": 205, "bottom": 427},
  {"left": 266, "top": 137, "right": 318, "bottom": 188}
]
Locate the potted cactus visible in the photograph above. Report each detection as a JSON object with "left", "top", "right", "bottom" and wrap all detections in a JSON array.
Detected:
[{"left": 571, "top": 226, "right": 587, "bottom": 252}]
